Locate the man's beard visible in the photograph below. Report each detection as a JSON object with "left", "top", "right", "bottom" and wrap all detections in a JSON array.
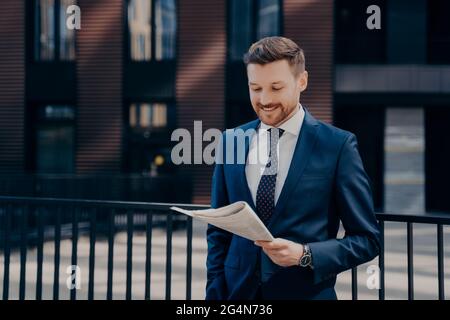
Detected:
[{"left": 256, "top": 102, "right": 296, "bottom": 127}]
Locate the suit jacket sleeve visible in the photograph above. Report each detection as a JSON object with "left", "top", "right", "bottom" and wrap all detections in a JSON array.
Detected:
[
  {"left": 205, "top": 134, "right": 233, "bottom": 299},
  {"left": 308, "top": 133, "right": 381, "bottom": 285}
]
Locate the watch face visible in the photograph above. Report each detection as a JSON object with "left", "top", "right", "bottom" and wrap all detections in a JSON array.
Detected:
[{"left": 301, "top": 255, "right": 311, "bottom": 266}]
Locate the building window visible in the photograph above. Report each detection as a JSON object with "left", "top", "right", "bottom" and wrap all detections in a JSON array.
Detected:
[
  {"left": 384, "top": 108, "right": 425, "bottom": 213},
  {"left": 59, "top": 0, "right": 77, "bottom": 60},
  {"left": 34, "top": 0, "right": 76, "bottom": 61},
  {"left": 35, "top": 105, "right": 75, "bottom": 173},
  {"left": 427, "top": 0, "right": 450, "bottom": 64},
  {"left": 335, "top": 0, "right": 386, "bottom": 64},
  {"left": 229, "top": 0, "right": 281, "bottom": 61},
  {"left": 128, "top": 0, "right": 177, "bottom": 61},
  {"left": 129, "top": 102, "right": 168, "bottom": 132},
  {"left": 35, "top": 0, "right": 55, "bottom": 60},
  {"left": 256, "top": 0, "right": 281, "bottom": 39}
]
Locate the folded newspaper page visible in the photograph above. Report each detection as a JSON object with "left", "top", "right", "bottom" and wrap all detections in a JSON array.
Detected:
[{"left": 170, "top": 201, "right": 274, "bottom": 241}]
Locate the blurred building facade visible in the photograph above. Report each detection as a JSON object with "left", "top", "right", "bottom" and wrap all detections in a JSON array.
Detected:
[
  {"left": 0, "top": 0, "right": 449, "bottom": 211},
  {"left": 334, "top": 0, "right": 450, "bottom": 213}
]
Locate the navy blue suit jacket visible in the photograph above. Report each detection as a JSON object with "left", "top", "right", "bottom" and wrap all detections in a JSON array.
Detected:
[{"left": 206, "top": 108, "right": 380, "bottom": 300}]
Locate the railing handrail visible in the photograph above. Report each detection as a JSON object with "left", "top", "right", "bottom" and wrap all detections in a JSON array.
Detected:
[
  {"left": 0, "top": 196, "right": 209, "bottom": 211},
  {"left": 376, "top": 211, "right": 450, "bottom": 224},
  {"left": 1, "top": 195, "right": 450, "bottom": 224}
]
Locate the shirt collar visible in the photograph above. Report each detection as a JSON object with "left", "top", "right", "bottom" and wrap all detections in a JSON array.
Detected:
[{"left": 259, "top": 103, "right": 305, "bottom": 136}]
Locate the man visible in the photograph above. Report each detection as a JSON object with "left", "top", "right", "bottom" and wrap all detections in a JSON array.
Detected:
[{"left": 206, "top": 36, "right": 380, "bottom": 300}]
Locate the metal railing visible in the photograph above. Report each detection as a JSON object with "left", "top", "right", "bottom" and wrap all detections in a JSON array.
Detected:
[
  {"left": 351, "top": 211, "right": 450, "bottom": 300},
  {"left": 0, "top": 196, "right": 207, "bottom": 300},
  {"left": 0, "top": 196, "right": 449, "bottom": 300}
]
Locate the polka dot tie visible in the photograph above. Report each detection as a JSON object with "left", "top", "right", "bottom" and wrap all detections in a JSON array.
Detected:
[{"left": 256, "top": 128, "right": 285, "bottom": 224}]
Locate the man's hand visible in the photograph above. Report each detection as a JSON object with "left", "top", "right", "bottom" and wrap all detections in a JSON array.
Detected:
[{"left": 254, "top": 238, "right": 303, "bottom": 267}]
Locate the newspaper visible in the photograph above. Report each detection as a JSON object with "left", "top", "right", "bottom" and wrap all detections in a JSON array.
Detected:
[{"left": 170, "top": 201, "right": 274, "bottom": 241}]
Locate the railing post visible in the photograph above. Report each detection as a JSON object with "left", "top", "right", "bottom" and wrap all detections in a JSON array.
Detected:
[
  {"left": 88, "top": 208, "right": 97, "bottom": 300},
  {"left": 437, "top": 224, "right": 444, "bottom": 300},
  {"left": 36, "top": 206, "right": 44, "bottom": 300},
  {"left": 186, "top": 216, "right": 193, "bottom": 300},
  {"left": 19, "top": 205, "right": 28, "bottom": 300},
  {"left": 53, "top": 206, "right": 62, "bottom": 300},
  {"left": 2, "top": 204, "right": 12, "bottom": 300},
  {"left": 107, "top": 209, "right": 115, "bottom": 300},
  {"left": 145, "top": 212, "right": 153, "bottom": 300},
  {"left": 70, "top": 207, "right": 79, "bottom": 300},
  {"left": 126, "top": 210, "right": 134, "bottom": 300},
  {"left": 165, "top": 213, "right": 173, "bottom": 300},
  {"left": 378, "top": 220, "right": 385, "bottom": 300},
  {"left": 407, "top": 222, "right": 414, "bottom": 300},
  {"left": 351, "top": 267, "right": 358, "bottom": 300}
]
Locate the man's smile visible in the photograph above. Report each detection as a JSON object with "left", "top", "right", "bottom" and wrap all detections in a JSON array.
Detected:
[{"left": 260, "top": 104, "right": 281, "bottom": 114}]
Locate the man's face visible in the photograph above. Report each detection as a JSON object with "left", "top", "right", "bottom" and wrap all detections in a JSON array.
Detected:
[{"left": 247, "top": 59, "right": 308, "bottom": 127}]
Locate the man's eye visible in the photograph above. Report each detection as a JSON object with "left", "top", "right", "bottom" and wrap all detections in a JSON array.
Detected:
[
  {"left": 252, "top": 88, "right": 262, "bottom": 92},
  {"left": 273, "top": 87, "right": 283, "bottom": 91}
]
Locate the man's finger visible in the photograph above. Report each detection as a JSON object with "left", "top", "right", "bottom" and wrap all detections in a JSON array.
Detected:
[
  {"left": 265, "top": 242, "right": 287, "bottom": 249},
  {"left": 255, "top": 241, "right": 276, "bottom": 248},
  {"left": 264, "top": 247, "right": 284, "bottom": 254},
  {"left": 254, "top": 240, "right": 273, "bottom": 247},
  {"left": 263, "top": 249, "right": 280, "bottom": 262}
]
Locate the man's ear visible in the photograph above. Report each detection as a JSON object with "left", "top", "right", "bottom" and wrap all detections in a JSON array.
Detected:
[{"left": 298, "top": 71, "right": 308, "bottom": 92}]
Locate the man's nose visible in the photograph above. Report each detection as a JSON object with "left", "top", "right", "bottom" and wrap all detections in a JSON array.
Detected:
[{"left": 260, "top": 92, "right": 273, "bottom": 106}]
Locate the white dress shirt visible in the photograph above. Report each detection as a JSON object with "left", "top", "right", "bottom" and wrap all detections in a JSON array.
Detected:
[{"left": 245, "top": 104, "right": 305, "bottom": 206}]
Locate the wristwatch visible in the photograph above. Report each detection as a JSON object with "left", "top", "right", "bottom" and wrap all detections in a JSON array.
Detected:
[{"left": 298, "top": 244, "right": 313, "bottom": 268}]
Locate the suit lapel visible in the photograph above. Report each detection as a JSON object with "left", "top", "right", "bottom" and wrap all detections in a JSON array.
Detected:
[
  {"left": 234, "top": 119, "right": 260, "bottom": 211},
  {"left": 267, "top": 109, "right": 319, "bottom": 229}
]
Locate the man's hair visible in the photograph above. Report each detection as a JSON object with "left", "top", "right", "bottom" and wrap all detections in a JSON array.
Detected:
[{"left": 243, "top": 36, "right": 305, "bottom": 77}]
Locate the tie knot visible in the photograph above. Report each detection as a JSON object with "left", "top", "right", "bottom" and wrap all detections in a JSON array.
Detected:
[{"left": 268, "top": 127, "right": 285, "bottom": 139}]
